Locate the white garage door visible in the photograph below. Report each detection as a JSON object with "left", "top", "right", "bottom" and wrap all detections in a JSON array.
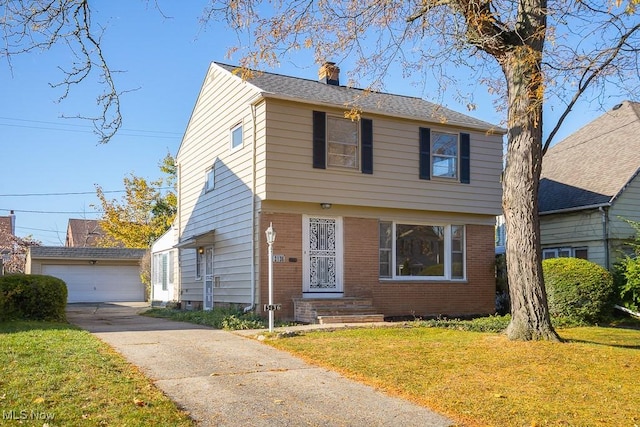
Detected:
[{"left": 42, "top": 265, "right": 145, "bottom": 303}]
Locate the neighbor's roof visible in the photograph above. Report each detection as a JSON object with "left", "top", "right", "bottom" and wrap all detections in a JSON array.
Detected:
[
  {"left": 215, "top": 62, "right": 503, "bottom": 133},
  {"left": 29, "top": 246, "right": 146, "bottom": 260},
  {"left": 539, "top": 101, "right": 640, "bottom": 213},
  {"left": 66, "top": 218, "right": 105, "bottom": 247}
]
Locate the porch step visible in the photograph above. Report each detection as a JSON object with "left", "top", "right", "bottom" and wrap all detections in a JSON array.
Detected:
[{"left": 292, "top": 297, "right": 385, "bottom": 324}]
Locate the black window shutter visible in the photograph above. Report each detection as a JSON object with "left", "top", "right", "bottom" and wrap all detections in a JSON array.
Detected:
[
  {"left": 419, "top": 127, "right": 431, "bottom": 180},
  {"left": 460, "top": 133, "right": 470, "bottom": 184},
  {"left": 312, "top": 111, "right": 326, "bottom": 169},
  {"left": 361, "top": 118, "right": 373, "bottom": 174}
]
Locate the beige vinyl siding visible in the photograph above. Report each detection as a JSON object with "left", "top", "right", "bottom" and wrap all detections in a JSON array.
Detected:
[
  {"left": 610, "top": 174, "right": 640, "bottom": 241},
  {"left": 176, "top": 63, "right": 265, "bottom": 304},
  {"left": 540, "top": 209, "right": 607, "bottom": 267},
  {"left": 262, "top": 200, "right": 496, "bottom": 226},
  {"left": 261, "top": 100, "right": 502, "bottom": 215}
]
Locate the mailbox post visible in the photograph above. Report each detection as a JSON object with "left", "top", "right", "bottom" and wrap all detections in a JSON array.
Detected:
[{"left": 265, "top": 222, "right": 276, "bottom": 332}]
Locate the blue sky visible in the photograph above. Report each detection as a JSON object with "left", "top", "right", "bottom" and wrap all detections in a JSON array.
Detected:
[{"left": 0, "top": 1, "right": 613, "bottom": 245}]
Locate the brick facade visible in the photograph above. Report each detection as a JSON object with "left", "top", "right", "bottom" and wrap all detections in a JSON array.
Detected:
[{"left": 259, "top": 213, "right": 495, "bottom": 321}]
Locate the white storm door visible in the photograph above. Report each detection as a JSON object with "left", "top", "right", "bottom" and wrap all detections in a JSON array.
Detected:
[
  {"left": 204, "top": 247, "right": 214, "bottom": 310},
  {"left": 303, "top": 216, "right": 343, "bottom": 297}
]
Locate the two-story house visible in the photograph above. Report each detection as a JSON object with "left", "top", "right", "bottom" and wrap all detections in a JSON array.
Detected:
[
  {"left": 539, "top": 101, "right": 640, "bottom": 269},
  {"left": 162, "top": 61, "right": 504, "bottom": 323}
]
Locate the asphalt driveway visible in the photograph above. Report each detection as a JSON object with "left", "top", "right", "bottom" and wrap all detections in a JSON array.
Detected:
[{"left": 66, "top": 303, "right": 454, "bottom": 427}]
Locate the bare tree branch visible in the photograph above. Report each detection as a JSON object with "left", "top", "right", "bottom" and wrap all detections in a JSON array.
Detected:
[{"left": 543, "top": 21, "right": 640, "bottom": 154}]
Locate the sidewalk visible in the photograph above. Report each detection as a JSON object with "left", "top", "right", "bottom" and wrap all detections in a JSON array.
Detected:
[{"left": 67, "top": 303, "right": 454, "bottom": 427}]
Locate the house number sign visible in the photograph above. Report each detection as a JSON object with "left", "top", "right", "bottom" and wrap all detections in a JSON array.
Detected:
[{"left": 264, "top": 304, "right": 282, "bottom": 311}]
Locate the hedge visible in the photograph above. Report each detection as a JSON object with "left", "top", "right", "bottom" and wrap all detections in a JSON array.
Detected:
[
  {"left": 0, "top": 274, "right": 68, "bottom": 322},
  {"left": 542, "top": 258, "right": 614, "bottom": 325}
]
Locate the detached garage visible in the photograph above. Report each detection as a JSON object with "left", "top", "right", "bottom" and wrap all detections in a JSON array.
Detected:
[{"left": 26, "top": 247, "right": 147, "bottom": 303}]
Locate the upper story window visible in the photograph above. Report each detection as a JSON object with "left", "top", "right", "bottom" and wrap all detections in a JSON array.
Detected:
[
  {"left": 379, "top": 221, "right": 465, "bottom": 280},
  {"left": 230, "top": 123, "right": 243, "bottom": 151},
  {"left": 313, "top": 111, "right": 373, "bottom": 174},
  {"left": 327, "top": 116, "right": 359, "bottom": 169},
  {"left": 420, "top": 128, "right": 470, "bottom": 183},
  {"left": 205, "top": 164, "right": 215, "bottom": 192},
  {"left": 431, "top": 132, "right": 458, "bottom": 179}
]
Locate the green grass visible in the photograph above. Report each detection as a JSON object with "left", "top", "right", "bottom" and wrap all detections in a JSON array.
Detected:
[
  {"left": 0, "top": 321, "right": 194, "bottom": 426},
  {"left": 143, "top": 306, "right": 295, "bottom": 330},
  {"left": 265, "top": 322, "right": 640, "bottom": 427}
]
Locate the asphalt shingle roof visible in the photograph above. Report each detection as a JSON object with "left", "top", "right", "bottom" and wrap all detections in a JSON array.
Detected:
[
  {"left": 29, "top": 246, "right": 146, "bottom": 260},
  {"left": 215, "top": 62, "right": 501, "bottom": 132},
  {"left": 539, "top": 100, "right": 640, "bottom": 213}
]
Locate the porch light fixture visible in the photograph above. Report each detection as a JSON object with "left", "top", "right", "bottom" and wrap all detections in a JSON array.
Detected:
[
  {"left": 265, "top": 222, "right": 276, "bottom": 332},
  {"left": 320, "top": 203, "right": 332, "bottom": 209},
  {"left": 197, "top": 246, "right": 205, "bottom": 254}
]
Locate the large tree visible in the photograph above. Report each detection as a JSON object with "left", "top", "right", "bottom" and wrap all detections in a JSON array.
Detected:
[
  {"left": 94, "top": 154, "right": 177, "bottom": 248},
  {"left": 2, "top": 1, "right": 639, "bottom": 340},
  {"left": 202, "top": 0, "right": 639, "bottom": 341}
]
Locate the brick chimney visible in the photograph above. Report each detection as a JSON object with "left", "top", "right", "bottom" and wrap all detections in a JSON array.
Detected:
[{"left": 319, "top": 62, "right": 340, "bottom": 86}]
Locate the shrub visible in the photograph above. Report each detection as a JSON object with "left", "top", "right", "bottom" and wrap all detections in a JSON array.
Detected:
[
  {"left": 0, "top": 274, "right": 67, "bottom": 322},
  {"left": 542, "top": 258, "right": 614, "bottom": 325}
]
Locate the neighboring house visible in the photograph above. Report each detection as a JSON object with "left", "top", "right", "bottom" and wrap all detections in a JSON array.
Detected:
[
  {"left": 539, "top": 100, "right": 640, "bottom": 269},
  {"left": 65, "top": 218, "right": 106, "bottom": 247},
  {"left": 26, "top": 247, "right": 146, "bottom": 303},
  {"left": 163, "top": 61, "right": 504, "bottom": 322},
  {"left": 0, "top": 211, "right": 16, "bottom": 273},
  {"left": 150, "top": 225, "right": 179, "bottom": 305}
]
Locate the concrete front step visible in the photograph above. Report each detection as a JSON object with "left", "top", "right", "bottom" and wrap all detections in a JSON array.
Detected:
[
  {"left": 317, "top": 314, "right": 386, "bottom": 324},
  {"left": 293, "top": 297, "right": 384, "bottom": 324}
]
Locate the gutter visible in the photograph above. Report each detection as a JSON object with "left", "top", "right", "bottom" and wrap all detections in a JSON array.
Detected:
[
  {"left": 599, "top": 206, "right": 610, "bottom": 269},
  {"left": 539, "top": 202, "right": 611, "bottom": 216},
  {"left": 244, "top": 100, "right": 260, "bottom": 313}
]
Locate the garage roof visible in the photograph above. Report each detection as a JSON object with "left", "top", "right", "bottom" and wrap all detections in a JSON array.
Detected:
[{"left": 29, "top": 246, "right": 146, "bottom": 260}]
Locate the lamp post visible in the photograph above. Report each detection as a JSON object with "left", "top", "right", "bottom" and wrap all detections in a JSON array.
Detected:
[{"left": 265, "top": 222, "right": 276, "bottom": 332}]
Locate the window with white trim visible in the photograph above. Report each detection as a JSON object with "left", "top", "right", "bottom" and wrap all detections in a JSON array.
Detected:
[
  {"left": 327, "top": 115, "right": 359, "bottom": 169},
  {"left": 379, "top": 221, "right": 465, "bottom": 279},
  {"left": 205, "top": 165, "right": 215, "bottom": 192},
  {"left": 543, "top": 247, "right": 588, "bottom": 260},
  {"left": 431, "top": 131, "right": 459, "bottom": 179},
  {"left": 230, "top": 123, "right": 243, "bottom": 150},
  {"left": 195, "top": 250, "right": 202, "bottom": 279}
]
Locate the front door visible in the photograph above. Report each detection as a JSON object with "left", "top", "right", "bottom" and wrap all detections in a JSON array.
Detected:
[
  {"left": 303, "top": 216, "right": 343, "bottom": 297},
  {"left": 203, "top": 247, "right": 214, "bottom": 310}
]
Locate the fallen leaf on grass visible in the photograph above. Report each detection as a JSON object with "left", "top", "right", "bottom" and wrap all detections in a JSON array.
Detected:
[{"left": 133, "top": 398, "right": 147, "bottom": 407}]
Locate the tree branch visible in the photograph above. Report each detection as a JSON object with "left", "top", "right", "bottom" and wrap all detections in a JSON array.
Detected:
[{"left": 543, "top": 22, "right": 640, "bottom": 154}]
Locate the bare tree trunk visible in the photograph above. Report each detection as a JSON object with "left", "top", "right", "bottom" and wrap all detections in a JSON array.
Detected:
[{"left": 501, "top": 47, "right": 561, "bottom": 342}]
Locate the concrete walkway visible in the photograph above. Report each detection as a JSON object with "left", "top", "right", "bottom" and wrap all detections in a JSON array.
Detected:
[{"left": 66, "top": 303, "right": 454, "bottom": 427}]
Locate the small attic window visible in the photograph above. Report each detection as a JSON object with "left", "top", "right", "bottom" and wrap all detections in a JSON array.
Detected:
[
  {"left": 205, "top": 165, "right": 215, "bottom": 192},
  {"left": 230, "top": 123, "right": 243, "bottom": 150}
]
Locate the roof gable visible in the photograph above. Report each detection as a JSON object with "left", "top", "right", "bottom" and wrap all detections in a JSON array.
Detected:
[
  {"left": 214, "top": 62, "right": 501, "bottom": 132},
  {"left": 539, "top": 101, "right": 640, "bottom": 213},
  {"left": 66, "top": 219, "right": 105, "bottom": 247}
]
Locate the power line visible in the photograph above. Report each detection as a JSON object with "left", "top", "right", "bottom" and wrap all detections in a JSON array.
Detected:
[
  {"left": 16, "top": 226, "right": 65, "bottom": 234},
  {"left": 0, "top": 187, "right": 174, "bottom": 197},
  {"left": 0, "top": 116, "right": 183, "bottom": 136},
  {"left": 0, "top": 122, "right": 181, "bottom": 139},
  {"left": 0, "top": 208, "right": 103, "bottom": 214}
]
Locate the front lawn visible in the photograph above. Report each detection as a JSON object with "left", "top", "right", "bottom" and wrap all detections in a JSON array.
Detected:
[
  {"left": 0, "top": 321, "right": 194, "bottom": 426},
  {"left": 266, "top": 323, "right": 640, "bottom": 427}
]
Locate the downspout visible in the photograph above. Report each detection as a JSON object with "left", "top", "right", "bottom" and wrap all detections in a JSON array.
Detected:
[
  {"left": 599, "top": 206, "right": 610, "bottom": 269},
  {"left": 244, "top": 102, "right": 259, "bottom": 313}
]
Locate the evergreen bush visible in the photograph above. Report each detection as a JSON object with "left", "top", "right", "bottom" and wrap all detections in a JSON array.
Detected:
[
  {"left": 0, "top": 274, "right": 67, "bottom": 322},
  {"left": 542, "top": 258, "right": 614, "bottom": 325}
]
